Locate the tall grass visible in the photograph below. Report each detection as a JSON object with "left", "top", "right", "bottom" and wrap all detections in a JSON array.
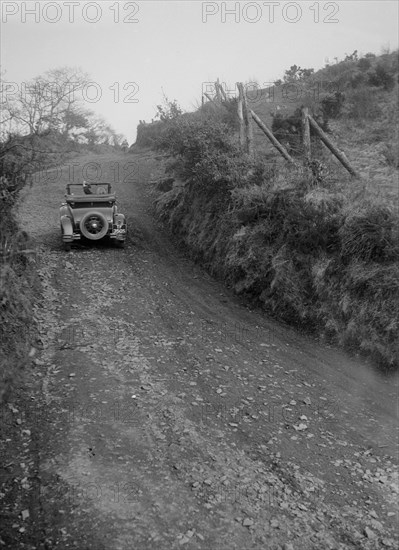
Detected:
[
  {"left": 152, "top": 109, "right": 399, "bottom": 369},
  {"left": 0, "top": 172, "right": 39, "bottom": 403}
]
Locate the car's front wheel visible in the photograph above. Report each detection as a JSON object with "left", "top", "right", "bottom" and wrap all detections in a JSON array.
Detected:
[{"left": 80, "top": 211, "right": 109, "bottom": 240}]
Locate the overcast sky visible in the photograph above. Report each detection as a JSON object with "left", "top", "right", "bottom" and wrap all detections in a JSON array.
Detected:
[{"left": 1, "top": 1, "right": 398, "bottom": 144}]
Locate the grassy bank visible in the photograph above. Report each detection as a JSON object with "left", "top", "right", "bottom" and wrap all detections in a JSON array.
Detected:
[
  {"left": 146, "top": 100, "right": 399, "bottom": 369},
  {"left": 0, "top": 179, "right": 40, "bottom": 403}
]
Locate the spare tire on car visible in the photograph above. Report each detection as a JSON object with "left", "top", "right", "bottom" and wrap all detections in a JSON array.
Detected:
[
  {"left": 80, "top": 211, "right": 109, "bottom": 240},
  {"left": 60, "top": 183, "right": 127, "bottom": 249}
]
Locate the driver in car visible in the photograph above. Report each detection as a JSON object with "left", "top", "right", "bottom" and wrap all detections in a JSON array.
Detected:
[{"left": 83, "top": 181, "right": 93, "bottom": 195}]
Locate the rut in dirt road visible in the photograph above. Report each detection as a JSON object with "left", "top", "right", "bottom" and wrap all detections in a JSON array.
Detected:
[{"left": 13, "top": 151, "right": 398, "bottom": 550}]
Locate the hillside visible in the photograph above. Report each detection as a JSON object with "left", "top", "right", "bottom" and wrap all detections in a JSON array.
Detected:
[
  {"left": 142, "top": 50, "right": 399, "bottom": 370},
  {"left": 247, "top": 51, "right": 398, "bottom": 204}
]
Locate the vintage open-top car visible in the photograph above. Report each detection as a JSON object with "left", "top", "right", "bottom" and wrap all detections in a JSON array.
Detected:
[{"left": 60, "top": 182, "right": 127, "bottom": 251}]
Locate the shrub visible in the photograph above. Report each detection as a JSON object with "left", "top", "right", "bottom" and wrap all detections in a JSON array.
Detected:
[
  {"left": 368, "top": 63, "right": 396, "bottom": 91},
  {"left": 320, "top": 91, "right": 345, "bottom": 119},
  {"left": 155, "top": 113, "right": 248, "bottom": 197},
  {"left": 312, "top": 256, "right": 399, "bottom": 368},
  {"left": 200, "top": 98, "right": 240, "bottom": 131},
  {"left": 0, "top": 205, "right": 39, "bottom": 403},
  {"left": 155, "top": 96, "right": 183, "bottom": 122},
  {"left": 135, "top": 120, "right": 165, "bottom": 147},
  {"left": 334, "top": 67, "right": 360, "bottom": 89},
  {"left": 340, "top": 261, "right": 399, "bottom": 367},
  {"left": 346, "top": 87, "right": 381, "bottom": 119},
  {"left": 358, "top": 58, "right": 372, "bottom": 72},
  {"left": 349, "top": 71, "right": 368, "bottom": 89},
  {"left": 0, "top": 133, "right": 51, "bottom": 403},
  {"left": 382, "top": 142, "right": 399, "bottom": 168},
  {"left": 339, "top": 205, "right": 399, "bottom": 263},
  {"left": 267, "top": 244, "right": 312, "bottom": 322}
]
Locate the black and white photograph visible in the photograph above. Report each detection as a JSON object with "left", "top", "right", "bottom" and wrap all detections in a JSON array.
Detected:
[{"left": 0, "top": 1, "right": 398, "bottom": 548}]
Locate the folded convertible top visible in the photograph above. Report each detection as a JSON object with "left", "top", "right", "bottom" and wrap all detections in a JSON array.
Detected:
[{"left": 65, "top": 193, "right": 116, "bottom": 203}]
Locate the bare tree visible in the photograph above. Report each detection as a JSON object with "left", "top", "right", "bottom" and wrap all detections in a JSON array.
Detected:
[
  {"left": 3, "top": 67, "right": 90, "bottom": 136},
  {"left": 1, "top": 67, "right": 124, "bottom": 190}
]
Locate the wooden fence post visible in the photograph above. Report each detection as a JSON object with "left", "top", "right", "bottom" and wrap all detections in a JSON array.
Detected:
[
  {"left": 237, "top": 82, "right": 253, "bottom": 157},
  {"left": 217, "top": 81, "right": 228, "bottom": 102},
  {"left": 307, "top": 114, "right": 358, "bottom": 177},
  {"left": 215, "top": 78, "right": 221, "bottom": 102},
  {"left": 237, "top": 92, "right": 245, "bottom": 149},
  {"left": 301, "top": 107, "right": 311, "bottom": 162}
]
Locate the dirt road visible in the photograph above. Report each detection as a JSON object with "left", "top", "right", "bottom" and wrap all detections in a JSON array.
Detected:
[{"left": 4, "top": 151, "right": 398, "bottom": 549}]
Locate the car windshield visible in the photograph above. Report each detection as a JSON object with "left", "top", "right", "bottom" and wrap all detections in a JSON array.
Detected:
[{"left": 67, "top": 183, "right": 112, "bottom": 195}]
